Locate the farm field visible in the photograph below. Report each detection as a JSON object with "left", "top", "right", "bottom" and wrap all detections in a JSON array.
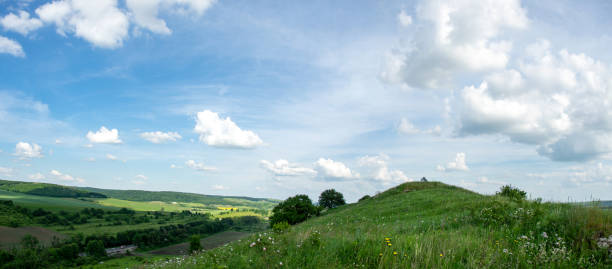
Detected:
[
  {"left": 0, "top": 189, "right": 114, "bottom": 212},
  {"left": 0, "top": 226, "right": 66, "bottom": 250}
]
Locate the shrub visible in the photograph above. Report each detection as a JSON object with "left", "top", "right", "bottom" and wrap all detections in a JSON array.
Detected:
[
  {"left": 319, "top": 189, "right": 346, "bottom": 209},
  {"left": 189, "top": 235, "right": 202, "bottom": 253},
  {"left": 270, "top": 194, "right": 317, "bottom": 225},
  {"left": 85, "top": 240, "right": 106, "bottom": 257},
  {"left": 497, "top": 185, "right": 527, "bottom": 200},
  {"left": 272, "top": 221, "right": 290, "bottom": 233}
]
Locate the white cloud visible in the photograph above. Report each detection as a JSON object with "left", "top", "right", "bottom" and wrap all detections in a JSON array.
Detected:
[
  {"left": 135, "top": 174, "right": 147, "bottom": 180},
  {"left": 28, "top": 172, "right": 45, "bottom": 180},
  {"left": 36, "top": 0, "right": 129, "bottom": 49},
  {"left": 437, "top": 152, "right": 469, "bottom": 172},
  {"left": 0, "top": 35, "right": 25, "bottom": 57},
  {"left": 14, "top": 142, "right": 43, "bottom": 159},
  {"left": 1, "top": 10, "right": 43, "bottom": 35},
  {"left": 126, "top": 0, "right": 216, "bottom": 35},
  {"left": 140, "top": 131, "right": 182, "bottom": 143},
  {"left": 358, "top": 154, "right": 411, "bottom": 184},
  {"left": 0, "top": 167, "right": 13, "bottom": 174},
  {"left": 194, "top": 110, "right": 263, "bottom": 148},
  {"left": 382, "top": 0, "right": 527, "bottom": 89},
  {"left": 397, "top": 10, "right": 412, "bottom": 27},
  {"left": 86, "top": 157, "right": 96, "bottom": 162},
  {"left": 397, "top": 118, "right": 441, "bottom": 136},
  {"left": 170, "top": 164, "right": 177, "bottom": 168},
  {"left": 50, "top": 169, "right": 75, "bottom": 181},
  {"left": 212, "top": 184, "right": 227, "bottom": 190},
  {"left": 185, "top": 159, "right": 216, "bottom": 171},
  {"left": 566, "top": 163, "right": 612, "bottom": 186},
  {"left": 260, "top": 159, "right": 316, "bottom": 177},
  {"left": 106, "top": 153, "right": 118, "bottom": 160},
  {"left": 478, "top": 176, "right": 505, "bottom": 185},
  {"left": 86, "top": 126, "right": 122, "bottom": 144},
  {"left": 314, "top": 158, "right": 359, "bottom": 180},
  {"left": 54, "top": 139, "right": 63, "bottom": 144},
  {"left": 456, "top": 40, "right": 612, "bottom": 161}
]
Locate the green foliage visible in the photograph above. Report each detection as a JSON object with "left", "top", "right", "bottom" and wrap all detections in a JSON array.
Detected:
[
  {"left": 141, "top": 181, "right": 612, "bottom": 268},
  {"left": 20, "top": 235, "right": 39, "bottom": 250},
  {"left": 272, "top": 221, "right": 290, "bottom": 234},
  {"left": 358, "top": 195, "right": 371, "bottom": 202},
  {"left": 0, "top": 179, "right": 106, "bottom": 198},
  {"left": 318, "top": 189, "right": 346, "bottom": 209},
  {"left": 86, "top": 240, "right": 106, "bottom": 257},
  {"left": 270, "top": 194, "right": 317, "bottom": 226},
  {"left": 189, "top": 235, "right": 202, "bottom": 253},
  {"left": 496, "top": 185, "right": 527, "bottom": 200}
]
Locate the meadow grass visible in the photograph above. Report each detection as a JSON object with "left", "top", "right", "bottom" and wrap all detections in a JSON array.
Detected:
[
  {"left": 139, "top": 182, "right": 612, "bottom": 268},
  {"left": 0, "top": 189, "right": 114, "bottom": 212}
]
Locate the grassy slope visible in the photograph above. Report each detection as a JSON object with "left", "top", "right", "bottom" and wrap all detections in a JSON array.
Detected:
[
  {"left": 143, "top": 182, "right": 612, "bottom": 268},
  {"left": 0, "top": 189, "right": 114, "bottom": 212},
  {"left": 78, "top": 187, "right": 279, "bottom": 208},
  {"left": 0, "top": 179, "right": 105, "bottom": 198}
]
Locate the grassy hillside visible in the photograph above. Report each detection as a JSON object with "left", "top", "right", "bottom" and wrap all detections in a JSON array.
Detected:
[
  {"left": 0, "top": 179, "right": 106, "bottom": 198},
  {"left": 77, "top": 187, "right": 278, "bottom": 209},
  {"left": 143, "top": 182, "right": 612, "bottom": 268},
  {"left": 0, "top": 189, "right": 114, "bottom": 212}
]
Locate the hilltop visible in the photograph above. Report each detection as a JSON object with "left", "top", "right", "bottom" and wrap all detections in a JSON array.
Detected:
[
  {"left": 0, "top": 179, "right": 106, "bottom": 198},
  {"left": 140, "top": 181, "right": 612, "bottom": 268}
]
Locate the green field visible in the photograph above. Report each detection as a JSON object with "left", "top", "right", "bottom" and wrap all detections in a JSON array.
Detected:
[
  {"left": 0, "top": 189, "right": 114, "bottom": 212},
  {"left": 138, "top": 182, "right": 612, "bottom": 268}
]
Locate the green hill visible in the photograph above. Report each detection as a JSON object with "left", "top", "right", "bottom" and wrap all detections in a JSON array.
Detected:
[
  {"left": 141, "top": 182, "right": 612, "bottom": 268},
  {"left": 76, "top": 187, "right": 279, "bottom": 209},
  {"left": 0, "top": 179, "right": 106, "bottom": 198}
]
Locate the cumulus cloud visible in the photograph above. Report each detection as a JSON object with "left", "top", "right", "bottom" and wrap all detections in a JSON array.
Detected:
[
  {"left": 260, "top": 159, "right": 316, "bottom": 177},
  {"left": 49, "top": 169, "right": 83, "bottom": 182},
  {"left": 397, "top": 10, "right": 412, "bottom": 27},
  {"left": 29, "top": 172, "right": 45, "bottom": 180},
  {"left": 194, "top": 110, "right": 263, "bottom": 148},
  {"left": 86, "top": 126, "right": 122, "bottom": 144},
  {"left": 212, "top": 184, "right": 227, "bottom": 190},
  {"left": 35, "top": 0, "right": 129, "bottom": 49},
  {"left": 0, "top": 35, "right": 25, "bottom": 57},
  {"left": 126, "top": 0, "right": 216, "bottom": 35},
  {"left": 185, "top": 159, "right": 216, "bottom": 171},
  {"left": 478, "top": 176, "right": 505, "bottom": 185},
  {"left": 382, "top": 0, "right": 527, "bottom": 89},
  {"left": 314, "top": 158, "right": 359, "bottom": 180},
  {"left": 358, "top": 154, "right": 411, "bottom": 184},
  {"left": 398, "top": 118, "right": 441, "bottom": 135},
  {"left": 1, "top": 10, "right": 43, "bottom": 35},
  {"left": 140, "top": 131, "right": 182, "bottom": 143},
  {"left": 14, "top": 142, "right": 43, "bottom": 159},
  {"left": 456, "top": 40, "right": 612, "bottom": 161},
  {"left": 437, "top": 152, "right": 469, "bottom": 172},
  {"left": 566, "top": 163, "right": 612, "bottom": 186},
  {"left": 106, "top": 153, "right": 118, "bottom": 160}
]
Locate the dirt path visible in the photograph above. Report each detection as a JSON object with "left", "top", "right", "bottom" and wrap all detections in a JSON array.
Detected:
[{"left": 147, "top": 230, "right": 250, "bottom": 255}]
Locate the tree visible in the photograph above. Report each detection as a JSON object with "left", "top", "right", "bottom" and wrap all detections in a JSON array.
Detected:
[
  {"left": 189, "top": 235, "right": 202, "bottom": 253},
  {"left": 318, "top": 189, "right": 346, "bottom": 209},
  {"left": 20, "top": 235, "right": 39, "bottom": 250},
  {"left": 270, "top": 194, "right": 317, "bottom": 225},
  {"left": 85, "top": 240, "right": 106, "bottom": 257},
  {"left": 420, "top": 177, "right": 428, "bottom": 182}
]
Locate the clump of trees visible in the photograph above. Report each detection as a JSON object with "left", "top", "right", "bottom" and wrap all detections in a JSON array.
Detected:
[
  {"left": 189, "top": 235, "right": 202, "bottom": 253},
  {"left": 270, "top": 195, "right": 318, "bottom": 226},
  {"left": 496, "top": 185, "right": 527, "bottom": 201},
  {"left": 271, "top": 189, "right": 347, "bottom": 226},
  {"left": 318, "top": 189, "right": 346, "bottom": 209}
]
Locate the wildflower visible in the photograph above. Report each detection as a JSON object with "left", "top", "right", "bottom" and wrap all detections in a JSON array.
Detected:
[
  {"left": 250, "top": 242, "right": 256, "bottom": 247},
  {"left": 440, "top": 253, "right": 443, "bottom": 257},
  {"left": 393, "top": 251, "right": 398, "bottom": 255},
  {"left": 379, "top": 253, "right": 383, "bottom": 256},
  {"left": 388, "top": 243, "right": 392, "bottom": 246},
  {"left": 542, "top": 232, "right": 548, "bottom": 238},
  {"left": 280, "top": 262, "right": 283, "bottom": 266},
  {"left": 263, "top": 247, "right": 266, "bottom": 251}
]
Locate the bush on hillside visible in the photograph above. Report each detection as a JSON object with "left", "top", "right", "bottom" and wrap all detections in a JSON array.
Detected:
[
  {"left": 189, "top": 235, "right": 202, "bottom": 253},
  {"left": 85, "top": 240, "right": 106, "bottom": 257},
  {"left": 497, "top": 185, "right": 527, "bottom": 200},
  {"left": 270, "top": 194, "right": 317, "bottom": 226},
  {"left": 319, "top": 189, "right": 346, "bottom": 209},
  {"left": 358, "top": 195, "right": 371, "bottom": 202},
  {"left": 272, "top": 221, "right": 290, "bottom": 233}
]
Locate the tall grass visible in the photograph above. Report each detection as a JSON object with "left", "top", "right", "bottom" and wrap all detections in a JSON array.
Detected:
[{"left": 138, "top": 182, "right": 612, "bottom": 268}]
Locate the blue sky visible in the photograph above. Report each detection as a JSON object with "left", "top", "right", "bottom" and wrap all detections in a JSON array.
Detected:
[{"left": 1, "top": 0, "right": 611, "bottom": 202}]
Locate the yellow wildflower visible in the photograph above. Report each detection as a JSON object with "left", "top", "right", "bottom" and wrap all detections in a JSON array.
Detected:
[{"left": 393, "top": 251, "right": 398, "bottom": 255}]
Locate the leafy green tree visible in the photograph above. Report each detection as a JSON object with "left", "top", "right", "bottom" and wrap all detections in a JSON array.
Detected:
[
  {"left": 21, "top": 234, "right": 39, "bottom": 250},
  {"left": 496, "top": 185, "right": 527, "bottom": 201},
  {"left": 318, "top": 189, "right": 346, "bottom": 209},
  {"left": 270, "top": 194, "right": 317, "bottom": 225},
  {"left": 85, "top": 240, "right": 106, "bottom": 257},
  {"left": 189, "top": 235, "right": 202, "bottom": 253}
]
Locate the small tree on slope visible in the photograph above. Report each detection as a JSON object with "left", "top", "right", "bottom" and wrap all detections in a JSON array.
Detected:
[{"left": 318, "top": 189, "right": 346, "bottom": 209}]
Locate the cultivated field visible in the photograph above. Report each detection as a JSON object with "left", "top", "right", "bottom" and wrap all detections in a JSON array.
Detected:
[{"left": 0, "top": 226, "right": 66, "bottom": 250}]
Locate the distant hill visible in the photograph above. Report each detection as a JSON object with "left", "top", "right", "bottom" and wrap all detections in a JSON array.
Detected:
[
  {"left": 0, "top": 179, "right": 106, "bottom": 198},
  {"left": 76, "top": 187, "right": 279, "bottom": 208}
]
